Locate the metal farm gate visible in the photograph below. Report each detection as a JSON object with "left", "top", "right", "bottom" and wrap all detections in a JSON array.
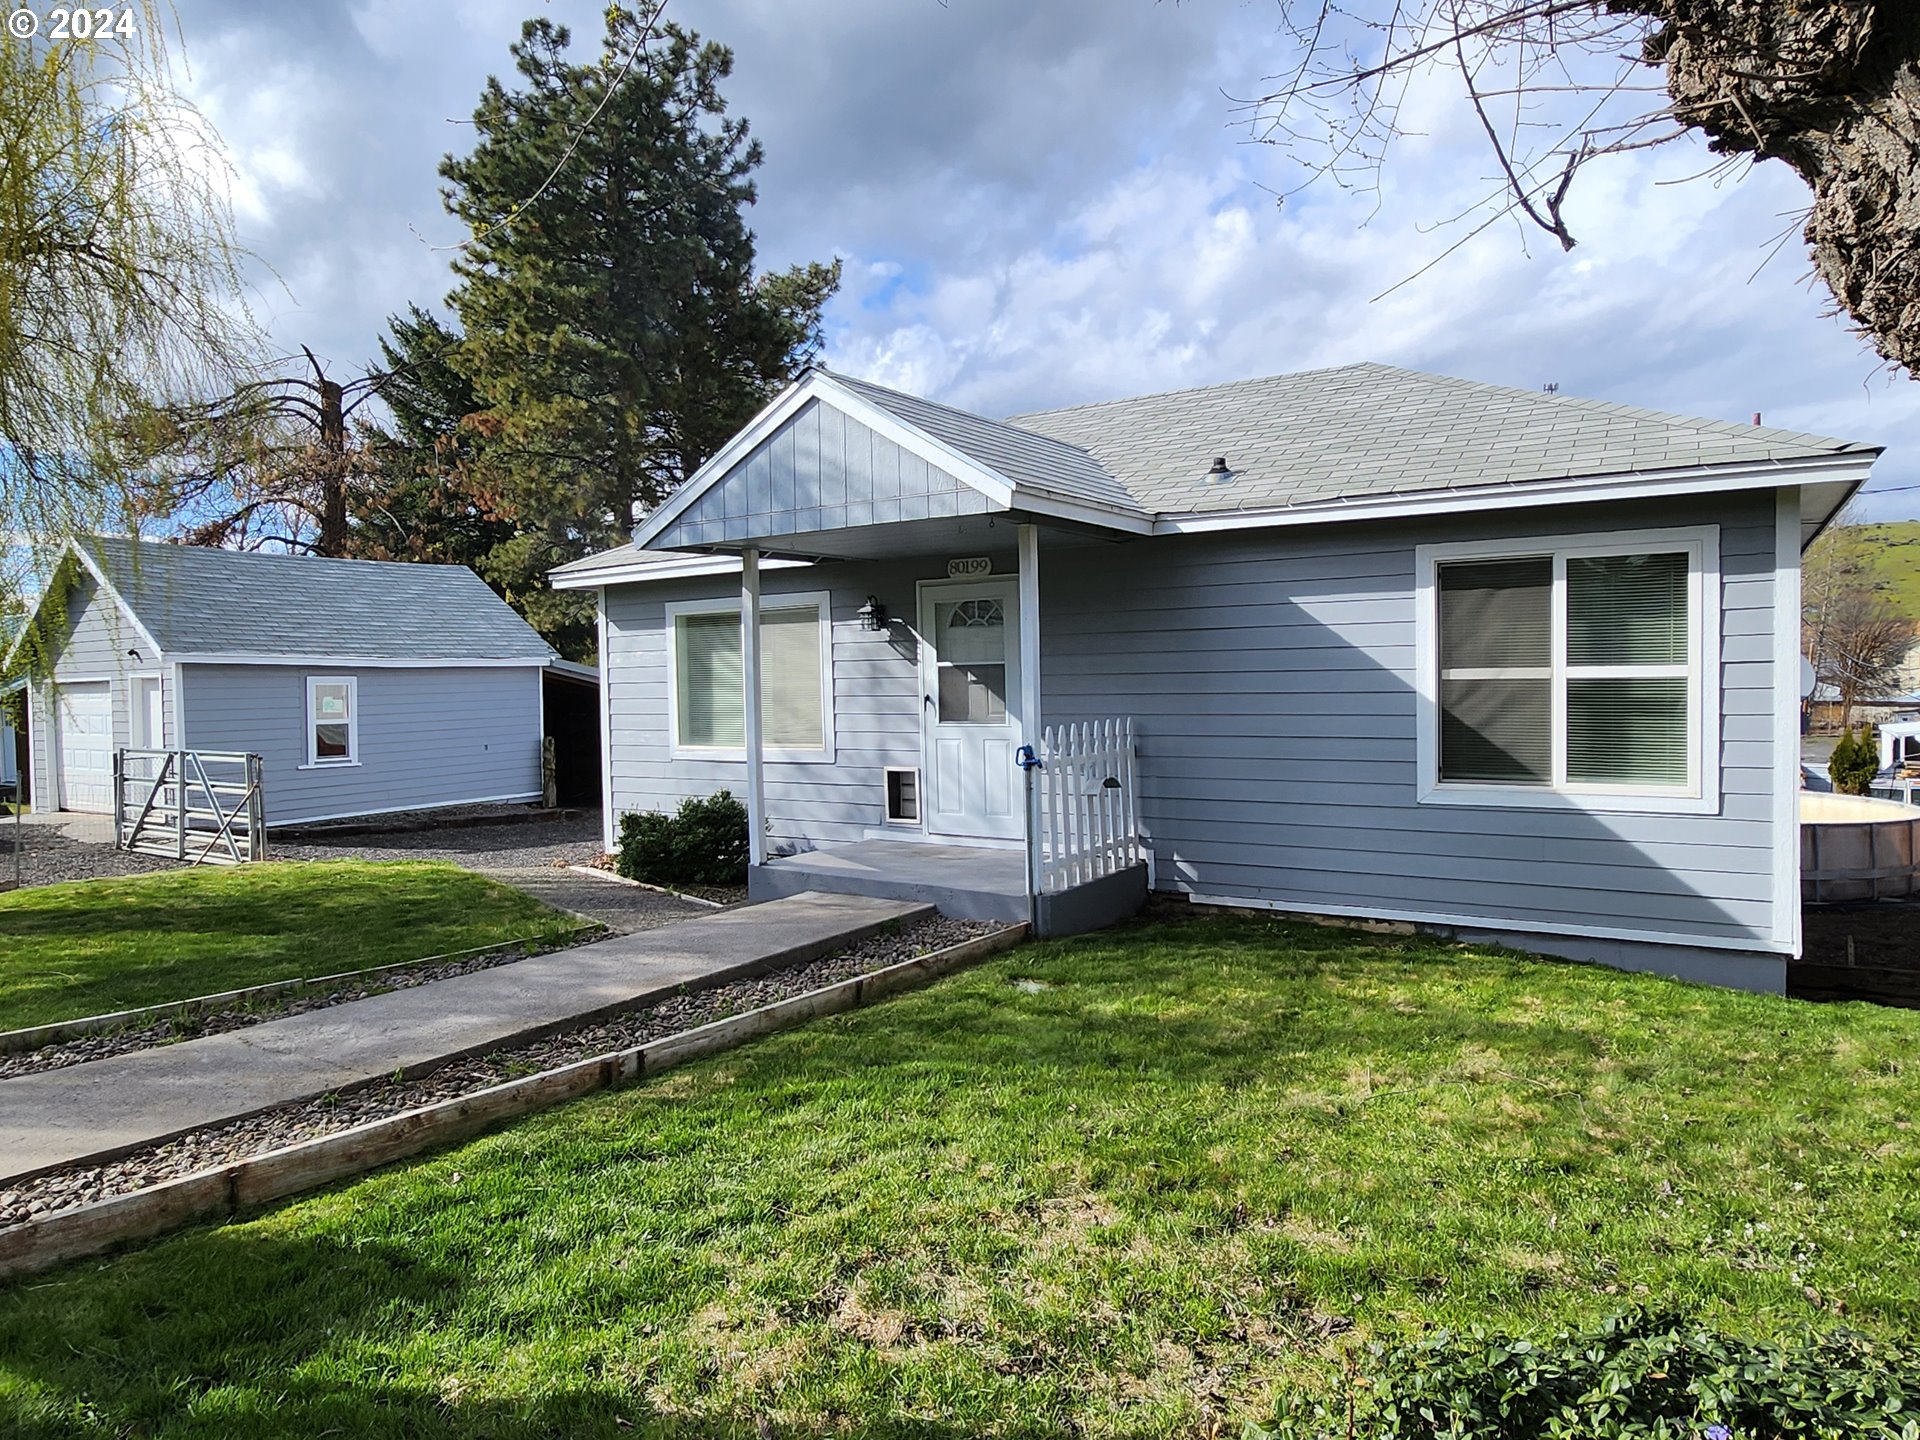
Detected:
[{"left": 115, "top": 749, "right": 266, "bottom": 864}]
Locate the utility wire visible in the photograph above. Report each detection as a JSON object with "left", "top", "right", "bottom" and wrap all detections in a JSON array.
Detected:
[{"left": 412, "top": 0, "right": 669, "bottom": 255}]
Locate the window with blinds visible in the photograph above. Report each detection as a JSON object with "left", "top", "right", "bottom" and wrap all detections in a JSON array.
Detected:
[
  {"left": 672, "top": 602, "right": 826, "bottom": 752},
  {"left": 1433, "top": 543, "right": 1699, "bottom": 796}
]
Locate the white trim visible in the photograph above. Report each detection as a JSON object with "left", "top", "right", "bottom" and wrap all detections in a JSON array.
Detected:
[
  {"left": 551, "top": 555, "right": 814, "bottom": 592},
  {"left": 742, "top": 547, "right": 766, "bottom": 868},
  {"left": 304, "top": 674, "right": 359, "bottom": 768},
  {"left": 127, "top": 672, "right": 165, "bottom": 750},
  {"left": 1185, "top": 891, "right": 1793, "bottom": 956},
  {"left": 271, "top": 789, "right": 544, "bottom": 828},
  {"left": 1018, "top": 522, "right": 1043, "bottom": 896},
  {"left": 662, "top": 589, "right": 836, "bottom": 764},
  {"left": 1413, "top": 525, "right": 1721, "bottom": 815},
  {"left": 916, "top": 574, "right": 1026, "bottom": 842},
  {"left": 1773, "top": 487, "right": 1803, "bottom": 954},
  {"left": 167, "top": 661, "right": 185, "bottom": 750},
  {"left": 597, "top": 591, "right": 615, "bottom": 854},
  {"left": 49, "top": 676, "right": 113, "bottom": 814},
  {"left": 1, "top": 540, "right": 167, "bottom": 674},
  {"left": 1153, "top": 451, "right": 1876, "bottom": 536},
  {"left": 173, "top": 653, "right": 547, "bottom": 669},
  {"left": 632, "top": 372, "right": 1019, "bottom": 551},
  {"left": 566, "top": 442, "right": 1873, "bottom": 590}
]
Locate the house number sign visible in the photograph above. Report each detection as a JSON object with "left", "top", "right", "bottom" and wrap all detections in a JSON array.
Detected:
[{"left": 947, "top": 557, "right": 992, "bottom": 578}]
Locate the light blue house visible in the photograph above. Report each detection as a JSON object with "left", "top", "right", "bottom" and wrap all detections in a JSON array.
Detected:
[
  {"left": 10, "top": 537, "right": 558, "bottom": 826},
  {"left": 555, "top": 363, "right": 1878, "bottom": 992}
]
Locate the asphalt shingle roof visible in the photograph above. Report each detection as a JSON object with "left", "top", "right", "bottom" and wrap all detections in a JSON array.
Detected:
[
  {"left": 1006, "top": 362, "right": 1868, "bottom": 516},
  {"left": 828, "top": 372, "right": 1144, "bottom": 515},
  {"left": 81, "top": 536, "right": 554, "bottom": 662}
]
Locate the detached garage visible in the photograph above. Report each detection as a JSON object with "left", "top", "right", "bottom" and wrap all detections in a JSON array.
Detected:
[{"left": 7, "top": 537, "right": 563, "bottom": 826}]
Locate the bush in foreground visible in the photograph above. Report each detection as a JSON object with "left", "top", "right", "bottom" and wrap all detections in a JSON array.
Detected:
[
  {"left": 615, "top": 791, "right": 750, "bottom": 889},
  {"left": 1253, "top": 1310, "right": 1920, "bottom": 1439}
]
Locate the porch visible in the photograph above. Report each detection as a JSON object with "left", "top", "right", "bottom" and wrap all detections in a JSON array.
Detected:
[
  {"left": 750, "top": 718, "right": 1152, "bottom": 937},
  {"left": 561, "top": 366, "right": 1161, "bottom": 938}
]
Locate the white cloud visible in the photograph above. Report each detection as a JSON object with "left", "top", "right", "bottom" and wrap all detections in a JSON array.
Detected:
[{"left": 164, "top": 0, "right": 1920, "bottom": 515}]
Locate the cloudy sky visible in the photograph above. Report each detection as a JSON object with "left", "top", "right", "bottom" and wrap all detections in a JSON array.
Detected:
[{"left": 174, "top": 0, "right": 1919, "bottom": 518}]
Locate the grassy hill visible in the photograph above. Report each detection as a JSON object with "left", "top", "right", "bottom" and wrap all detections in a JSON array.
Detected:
[{"left": 1843, "top": 520, "right": 1920, "bottom": 616}]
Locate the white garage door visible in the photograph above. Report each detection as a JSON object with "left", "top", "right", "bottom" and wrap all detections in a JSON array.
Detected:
[{"left": 57, "top": 682, "right": 113, "bottom": 813}]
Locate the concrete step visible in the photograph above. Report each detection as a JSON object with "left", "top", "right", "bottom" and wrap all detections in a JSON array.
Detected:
[{"left": 750, "top": 844, "right": 1031, "bottom": 924}]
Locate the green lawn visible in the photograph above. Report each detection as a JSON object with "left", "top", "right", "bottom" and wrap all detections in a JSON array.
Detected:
[
  {"left": 0, "top": 861, "right": 583, "bottom": 1031},
  {"left": 2, "top": 916, "right": 1917, "bottom": 1438}
]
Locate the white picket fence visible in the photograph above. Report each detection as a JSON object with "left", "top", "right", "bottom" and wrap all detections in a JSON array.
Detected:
[{"left": 1035, "top": 718, "right": 1141, "bottom": 893}]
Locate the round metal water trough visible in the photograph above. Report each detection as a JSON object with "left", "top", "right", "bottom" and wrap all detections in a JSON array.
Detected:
[{"left": 1801, "top": 792, "right": 1920, "bottom": 903}]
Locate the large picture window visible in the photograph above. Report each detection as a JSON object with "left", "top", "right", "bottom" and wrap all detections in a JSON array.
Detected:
[
  {"left": 667, "top": 594, "right": 832, "bottom": 760},
  {"left": 1417, "top": 528, "right": 1718, "bottom": 812}
]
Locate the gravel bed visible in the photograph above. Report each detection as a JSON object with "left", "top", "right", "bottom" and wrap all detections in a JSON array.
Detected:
[
  {"left": 266, "top": 812, "right": 608, "bottom": 870},
  {"left": 0, "top": 915, "right": 997, "bottom": 1226},
  {"left": 0, "top": 936, "right": 599, "bottom": 1080},
  {"left": 1, "top": 826, "right": 178, "bottom": 890}
]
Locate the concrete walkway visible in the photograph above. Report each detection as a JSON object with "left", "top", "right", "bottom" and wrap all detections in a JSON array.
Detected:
[{"left": 0, "top": 891, "right": 928, "bottom": 1185}]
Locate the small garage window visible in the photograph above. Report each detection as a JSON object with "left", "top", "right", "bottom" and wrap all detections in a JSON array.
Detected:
[{"left": 306, "top": 676, "right": 358, "bottom": 766}]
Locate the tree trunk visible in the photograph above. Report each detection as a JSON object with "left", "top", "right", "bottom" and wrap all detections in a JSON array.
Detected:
[
  {"left": 1637, "top": 3, "right": 1920, "bottom": 374},
  {"left": 317, "top": 375, "right": 347, "bottom": 556}
]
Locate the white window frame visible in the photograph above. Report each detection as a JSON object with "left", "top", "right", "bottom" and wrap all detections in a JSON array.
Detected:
[
  {"left": 664, "top": 591, "right": 835, "bottom": 764},
  {"left": 1414, "top": 525, "right": 1720, "bottom": 815},
  {"left": 128, "top": 673, "right": 165, "bottom": 750},
  {"left": 303, "top": 674, "right": 359, "bottom": 769}
]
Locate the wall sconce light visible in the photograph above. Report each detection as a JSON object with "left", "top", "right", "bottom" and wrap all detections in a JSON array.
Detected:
[
  {"left": 857, "top": 595, "right": 889, "bottom": 632},
  {"left": 126, "top": 648, "right": 141, "bottom": 662}
]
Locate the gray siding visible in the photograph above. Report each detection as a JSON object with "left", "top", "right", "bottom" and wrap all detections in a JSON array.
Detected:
[
  {"left": 1040, "top": 494, "right": 1784, "bottom": 950},
  {"left": 603, "top": 558, "right": 944, "bottom": 847},
  {"left": 27, "top": 575, "right": 174, "bottom": 809},
  {"left": 654, "top": 398, "right": 994, "bottom": 550},
  {"left": 600, "top": 493, "right": 1788, "bottom": 955},
  {"left": 178, "top": 664, "right": 543, "bottom": 825}
]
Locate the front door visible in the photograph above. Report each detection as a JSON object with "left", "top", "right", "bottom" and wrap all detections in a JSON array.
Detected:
[{"left": 919, "top": 578, "right": 1022, "bottom": 840}]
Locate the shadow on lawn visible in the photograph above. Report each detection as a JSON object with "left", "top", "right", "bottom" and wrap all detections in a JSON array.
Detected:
[
  {"left": 0, "top": 919, "right": 1870, "bottom": 1438},
  {"left": 0, "top": 1226, "right": 999, "bottom": 1440}
]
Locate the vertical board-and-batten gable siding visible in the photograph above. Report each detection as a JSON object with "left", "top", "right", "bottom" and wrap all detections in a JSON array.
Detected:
[
  {"left": 654, "top": 398, "right": 994, "bottom": 550},
  {"left": 1037, "top": 493, "right": 1783, "bottom": 949},
  {"left": 602, "top": 559, "right": 935, "bottom": 845},
  {"left": 178, "top": 664, "right": 542, "bottom": 825},
  {"left": 29, "top": 575, "right": 173, "bottom": 803}
]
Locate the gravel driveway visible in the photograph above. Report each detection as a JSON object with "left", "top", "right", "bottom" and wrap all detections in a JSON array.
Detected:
[
  {"left": 4, "top": 809, "right": 705, "bottom": 934},
  {"left": 1, "top": 812, "right": 177, "bottom": 891},
  {"left": 266, "top": 811, "right": 706, "bottom": 932}
]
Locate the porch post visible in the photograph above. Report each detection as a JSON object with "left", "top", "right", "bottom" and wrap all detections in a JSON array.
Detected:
[
  {"left": 742, "top": 546, "right": 766, "bottom": 868},
  {"left": 1018, "top": 523, "right": 1042, "bottom": 903}
]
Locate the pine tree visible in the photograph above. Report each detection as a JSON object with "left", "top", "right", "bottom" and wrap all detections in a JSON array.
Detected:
[{"left": 440, "top": 6, "right": 838, "bottom": 611}]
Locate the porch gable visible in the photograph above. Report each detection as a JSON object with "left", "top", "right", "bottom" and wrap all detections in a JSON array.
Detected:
[{"left": 647, "top": 390, "right": 1007, "bottom": 553}]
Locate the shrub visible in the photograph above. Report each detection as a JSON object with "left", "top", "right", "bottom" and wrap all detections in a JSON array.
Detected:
[
  {"left": 1253, "top": 1310, "right": 1920, "bottom": 1439},
  {"left": 615, "top": 791, "right": 750, "bottom": 889},
  {"left": 1831, "top": 725, "right": 1881, "bottom": 795}
]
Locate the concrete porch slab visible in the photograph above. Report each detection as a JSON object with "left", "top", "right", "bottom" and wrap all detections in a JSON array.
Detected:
[
  {"left": 0, "top": 890, "right": 929, "bottom": 1186},
  {"left": 751, "top": 841, "right": 1030, "bottom": 923}
]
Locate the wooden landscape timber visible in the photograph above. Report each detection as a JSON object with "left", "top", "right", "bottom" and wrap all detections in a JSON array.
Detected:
[{"left": 0, "top": 923, "right": 1027, "bottom": 1281}]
